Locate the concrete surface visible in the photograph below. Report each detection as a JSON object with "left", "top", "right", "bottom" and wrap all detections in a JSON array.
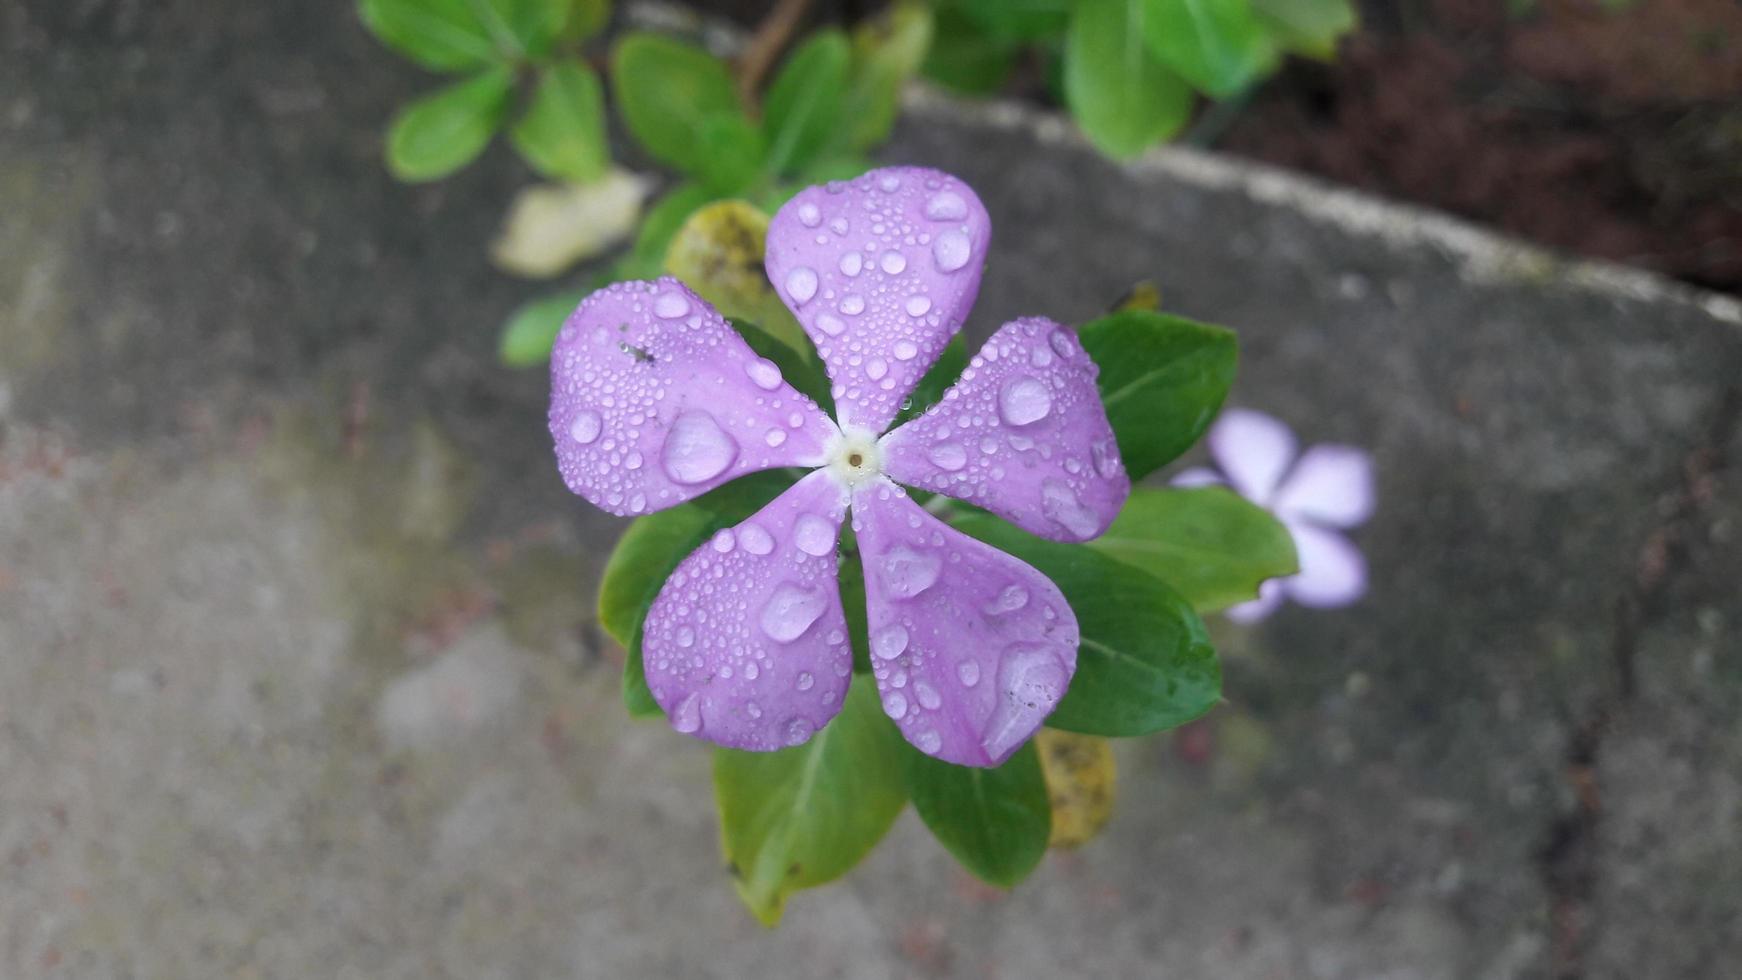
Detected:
[{"left": 3, "top": 1, "right": 1739, "bottom": 978}]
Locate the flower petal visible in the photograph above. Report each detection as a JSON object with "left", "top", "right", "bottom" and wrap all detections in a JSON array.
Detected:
[
  {"left": 879, "top": 318, "right": 1130, "bottom": 542},
  {"left": 1272, "top": 444, "right": 1375, "bottom": 529},
  {"left": 765, "top": 167, "right": 991, "bottom": 435},
  {"left": 1282, "top": 522, "right": 1368, "bottom": 608},
  {"left": 1170, "top": 467, "right": 1225, "bottom": 488},
  {"left": 851, "top": 478, "right": 1079, "bottom": 767},
  {"left": 641, "top": 469, "right": 855, "bottom": 751},
  {"left": 1208, "top": 408, "right": 1297, "bottom": 504},
  {"left": 1224, "top": 579, "right": 1284, "bottom": 624},
  {"left": 548, "top": 278, "right": 839, "bottom": 516}
]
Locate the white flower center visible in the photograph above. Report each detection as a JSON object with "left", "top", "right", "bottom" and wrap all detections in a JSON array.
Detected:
[{"left": 825, "top": 428, "right": 884, "bottom": 489}]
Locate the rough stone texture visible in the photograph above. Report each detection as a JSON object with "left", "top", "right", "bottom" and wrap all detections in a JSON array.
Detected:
[{"left": 3, "top": 2, "right": 1740, "bottom": 978}]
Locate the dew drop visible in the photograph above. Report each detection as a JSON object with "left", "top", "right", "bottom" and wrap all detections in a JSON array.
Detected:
[
  {"left": 654, "top": 292, "right": 690, "bottom": 319},
  {"left": 928, "top": 442, "right": 967, "bottom": 471},
  {"left": 661, "top": 411, "right": 738, "bottom": 484},
  {"left": 672, "top": 693, "right": 703, "bottom": 734},
  {"left": 795, "top": 514, "right": 837, "bottom": 556},
  {"left": 711, "top": 528, "right": 736, "bottom": 553},
  {"left": 1041, "top": 479, "right": 1101, "bottom": 539},
  {"left": 796, "top": 671, "right": 815, "bottom": 691},
  {"left": 893, "top": 340, "right": 919, "bottom": 361},
  {"left": 765, "top": 428, "right": 788, "bottom": 448},
  {"left": 817, "top": 313, "right": 846, "bottom": 336},
  {"left": 905, "top": 295, "right": 931, "bottom": 317},
  {"left": 879, "top": 174, "right": 902, "bottom": 192},
  {"left": 983, "top": 584, "right": 1030, "bottom": 616},
  {"left": 569, "top": 410, "right": 603, "bottom": 444},
  {"left": 915, "top": 728, "right": 943, "bottom": 755},
  {"left": 1091, "top": 439, "right": 1122, "bottom": 478},
  {"left": 839, "top": 294, "right": 865, "bottom": 316},
  {"left": 839, "top": 251, "right": 863, "bottom": 276},
  {"left": 785, "top": 267, "right": 818, "bottom": 304},
  {"left": 998, "top": 377, "right": 1053, "bottom": 426},
  {"left": 924, "top": 191, "right": 968, "bottom": 221},
  {"left": 1029, "top": 345, "right": 1054, "bottom": 368},
  {"left": 1049, "top": 330, "right": 1076, "bottom": 358},
  {"left": 957, "top": 660, "right": 981, "bottom": 687},
  {"left": 738, "top": 523, "right": 775, "bottom": 556},
  {"left": 675, "top": 626, "right": 695, "bottom": 647},
  {"left": 980, "top": 645, "right": 1068, "bottom": 760},
  {"left": 760, "top": 584, "right": 825, "bottom": 642},
  {"left": 932, "top": 229, "right": 972, "bottom": 273},
  {"left": 797, "top": 201, "right": 821, "bottom": 227},
  {"left": 745, "top": 357, "right": 783, "bottom": 391},
  {"left": 784, "top": 717, "right": 815, "bottom": 746},
  {"left": 914, "top": 680, "right": 942, "bottom": 710},
  {"left": 881, "top": 546, "right": 942, "bottom": 598},
  {"left": 884, "top": 690, "right": 909, "bottom": 720},
  {"left": 872, "top": 623, "right": 909, "bottom": 660},
  {"left": 866, "top": 358, "right": 888, "bottom": 381},
  {"left": 880, "top": 251, "right": 907, "bottom": 275}
]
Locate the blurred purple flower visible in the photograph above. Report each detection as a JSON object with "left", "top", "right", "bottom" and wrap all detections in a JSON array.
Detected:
[
  {"left": 547, "top": 167, "right": 1131, "bottom": 766},
  {"left": 1175, "top": 408, "right": 1374, "bottom": 622}
]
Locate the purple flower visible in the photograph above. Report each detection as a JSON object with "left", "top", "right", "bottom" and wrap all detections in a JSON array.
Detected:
[
  {"left": 1175, "top": 408, "right": 1374, "bottom": 622},
  {"left": 548, "top": 167, "right": 1130, "bottom": 767}
]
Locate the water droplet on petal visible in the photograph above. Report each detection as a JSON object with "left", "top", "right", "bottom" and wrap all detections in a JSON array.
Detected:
[
  {"left": 866, "top": 358, "right": 888, "bottom": 381},
  {"left": 785, "top": 267, "right": 818, "bottom": 304},
  {"left": 794, "top": 514, "right": 837, "bottom": 556},
  {"left": 915, "top": 729, "right": 943, "bottom": 755},
  {"left": 933, "top": 229, "right": 972, "bottom": 272},
  {"left": 839, "top": 251, "right": 863, "bottom": 276},
  {"left": 760, "top": 584, "right": 825, "bottom": 642},
  {"left": 797, "top": 202, "right": 821, "bottom": 227},
  {"left": 661, "top": 411, "right": 738, "bottom": 484},
  {"left": 1092, "top": 439, "right": 1122, "bottom": 478},
  {"left": 738, "top": 523, "right": 775, "bottom": 556},
  {"left": 654, "top": 292, "right": 690, "bottom": 319},
  {"left": 925, "top": 191, "right": 968, "bottom": 221},
  {"left": 928, "top": 442, "right": 967, "bottom": 471},
  {"left": 711, "top": 528, "right": 736, "bottom": 553},
  {"left": 884, "top": 690, "right": 909, "bottom": 720},
  {"left": 1049, "top": 330, "right": 1077, "bottom": 358},
  {"left": 796, "top": 671, "right": 815, "bottom": 691},
  {"left": 893, "top": 340, "right": 919, "bottom": 361},
  {"left": 980, "top": 645, "right": 1068, "bottom": 760},
  {"left": 998, "top": 377, "right": 1052, "bottom": 426},
  {"left": 817, "top": 313, "right": 846, "bottom": 336},
  {"left": 765, "top": 428, "right": 787, "bottom": 447},
  {"left": 905, "top": 295, "right": 931, "bottom": 317},
  {"left": 872, "top": 623, "right": 909, "bottom": 660},
  {"left": 784, "top": 717, "right": 815, "bottom": 746},
  {"left": 745, "top": 357, "right": 783, "bottom": 391},
  {"left": 569, "top": 410, "right": 603, "bottom": 444},
  {"left": 957, "top": 660, "right": 981, "bottom": 687},
  {"left": 839, "top": 294, "right": 865, "bottom": 316},
  {"left": 672, "top": 693, "right": 703, "bottom": 734},
  {"left": 880, "top": 251, "right": 907, "bottom": 275},
  {"left": 914, "top": 681, "right": 942, "bottom": 710},
  {"left": 881, "top": 546, "right": 942, "bottom": 598},
  {"left": 675, "top": 626, "right": 695, "bottom": 647},
  {"left": 983, "top": 584, "right": 1030, "bottom": 616},
  {"left": 1041, "top": 478, "right": 1102, "bottom": 539}
]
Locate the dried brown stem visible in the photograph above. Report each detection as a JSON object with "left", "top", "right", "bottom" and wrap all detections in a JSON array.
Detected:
[{"left": 736, "top": 0, "right": 815, "bottom": 112}]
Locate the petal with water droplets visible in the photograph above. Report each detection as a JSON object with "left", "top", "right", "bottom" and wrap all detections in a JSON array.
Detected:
[
  {"left": 851, "top": 478, "right": 1078, "bottom": 767},
  {"left": 765, "top": 167, "right": 991, "bottom": 434},
  {"left": 548, "top": 278, "right": 839, "bottom": 516},
  {"left": 880, "top": 318, "right": 1130, "bottom": 542},
  {"left": 642, "top": 470, "right": 854, "bottom": 750}
]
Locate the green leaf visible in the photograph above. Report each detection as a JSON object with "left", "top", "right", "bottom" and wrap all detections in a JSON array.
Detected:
[
  {"left": 385, "top": 68, "right": 513, "bottom": 182},
  {"left": 486, "top": 0, "right": 568, "bottom": 57},
  {"left": 619, "top": 182, "right": 715, "bottom": 280},
  {"left": 889, "top": 335, "right": 967, "bottom": 428},
  {"left": 1087, "top": 486, "right": 1298, "bottom": 612},
  {"left": 1249, "top": 0, "right": 1356, "bottom": 59},
  {"left": 563, "top": 0, "right": 613, "bottom": 42},
  {"left": 902, "top": 740, "right": 1051, "bottom": 887},
  {"left": 599, "top": 472, "right": 795, "bottom": 717},
  {"left": 612, "top": 32, "right": 749, "bottom": 176},
  {"left": 1140, "top": 0, "right": 1276, "bottom": 98},
  {"left": 715, "top": 680, "right": 908, "bottom": 925},
  {"left": 1078, "top": 309, "right": 1237, "bottom": 479},
  {"left": 841, "top": 1, "right": 934, "bottom": 151},
  {"left": 762, "top": 31, "right": 851, "bottom": 176},
  {"left": 498, "top": 287, "right": 589, "bottom": 366},
  {"left": 694, "top": 114, "right": 767, "bottom": 195},
  {"left": 949, "top": 0, "right": 1072, "bottom": 41},
  {"left": 510, "top": 60, "right": 609, "bottom": 183},
  {"left": 359, "top": 0, "right": 499, "bottom": 71},
  {"left": 957, "top": 515, "right": 1222, "bottom": 737},
  {"left": 1064, "top": 0, "right": 1194, "bottom": 158},
  {"left": 923, "top": 4, "right": 1020, "bottom": 94}
]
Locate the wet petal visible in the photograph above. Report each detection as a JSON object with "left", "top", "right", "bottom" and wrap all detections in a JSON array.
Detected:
[
  {"left": 1208, "top": 408, "right": 1297, "bottom": 504},
  {"left": 548, "top": 278, "right": 838, "bottom": 516},
  {"left": 765, "top": 167, "right": 992, "bottom": 434},
  {"left": 1272, "top": 444, "right": 1375, "bottom": 529},
  {"left": 1224, "top": 579, "right": 1284, "bottom": 623},
  {"left": 1170, "top": 467, "right": 1225, "bottom": 488},
  {"left": 641, "top": 469, "right": 854, "bottom": 750},
  {"left": 880, "top": 318, "right": 1130, "bottom": 542},
  {"left": 851, "top": 478, "right": 1079, "bottom": 767},
  {"left": 1282, "top": 522, "right": 1367, "bottom": 608}
]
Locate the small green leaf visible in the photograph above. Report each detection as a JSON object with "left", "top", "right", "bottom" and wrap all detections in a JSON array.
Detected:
[
  {"left": 1140, "top": 0, "right": 1276, "bottom": 98},
  {"left": 498, "top": 287, "right": 590, "bottom": 366},
  {"left": 694, "top": 114, "right": 767, "bottom": 195},
  {"left": 890, "top": 335, "right": 967, "bottom": 428},
  {"left": 950, "top": 0, "right": 1072, "bottom": 41},
  {"left": 510, "top": 60, "right": 609, "bottom": 183},
  {"left": 762, "top": 31, "right": 851, "bottom": 176},
  {"left": 715, "top": 680, "right": 908, "bottom": 925},
  {"left": 385, "top": 68, "right": 513, "bottom": 182},
  {"left": 1249, "top": 0, "right": 1356, "bottom": 59},
  {"left": 957, "top": 515, "right": 1222, "bottom": 737},
  {"left": 923, "top": 4, "right": 1020, "bottom": 94},
  {"left": 486, "top": 0, "right": 568, "bottom": 57},
  {"left": 1079, "top": 309, "right": 1237, "bottom": 479},
  {"left": 612, "top": 33, "right": 748, "bottom": 177},
  {"left": 358, "top": 0, "right": 498, "bottom": 72},
  {"left": 841, "top": 1, "right": 934, "bottom": 151},
  {"left": 1088, "top": 486, "right": 1297, "bottom": 612},
  {"left": 563, "top": 0, "right": 613, "bottom": 41},
  {"left": 1064, "top": 0, "right": 1194, "bottom": 158},
  {"left": 599, "top": 472, "right": 795, "bottom": 716},
  {"left": 902, "top": 740, "right": 1051, "bottom": 887}
]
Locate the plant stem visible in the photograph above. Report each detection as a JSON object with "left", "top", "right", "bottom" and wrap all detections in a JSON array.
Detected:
[{"left": 737, "top": 0, "right": 815, "bottom": 112}]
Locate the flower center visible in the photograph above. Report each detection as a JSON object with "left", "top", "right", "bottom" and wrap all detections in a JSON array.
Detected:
[{"left": 825, "top": 428, "right": 883, "bottom": 489}]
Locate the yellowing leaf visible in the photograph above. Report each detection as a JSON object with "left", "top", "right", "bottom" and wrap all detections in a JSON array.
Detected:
[
  {"left": 663, "top": 201, "right": 810, "bottom": 358},
  {"left": 489, "top": 169, "right": 653, "bottom": 278},
  {"left": 1034, "top": 729, "right": 1117, "bottom": 848}
]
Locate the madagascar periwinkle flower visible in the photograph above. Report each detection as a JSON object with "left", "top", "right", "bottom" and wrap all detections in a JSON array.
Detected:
[
  {"left": 1175, "top": 408, "right": 1374, "bottom": 622},
  {"left": 548, "top": 167, "right": 1130, "bottom": 767}
]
